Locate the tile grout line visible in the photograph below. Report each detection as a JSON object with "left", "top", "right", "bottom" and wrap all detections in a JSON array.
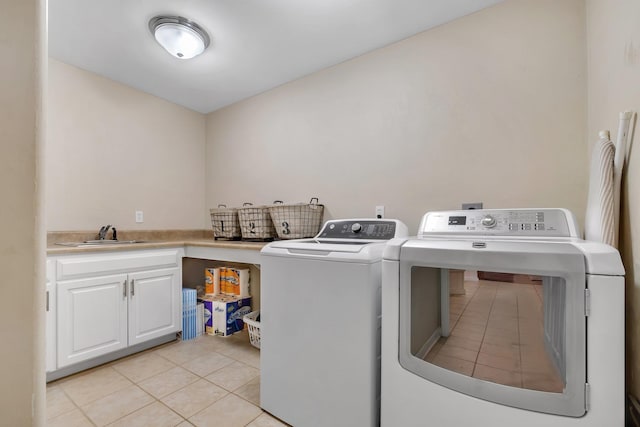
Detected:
[
  {"left": 107, "top": 383, "right": 156, "bottom": 426},
  {"left": 105, "top": 400, "right": 168, "bottom": 427},
  {"left": 243, "top": 411, "right": 263, "bottom": 427},
  {"left": 469, "top": 280, "right": 497, "bottom": 378},
  {"left": 70, "top": 379, "right": 156, "bottom": 426},
  {"left": 159, "top": 344, "right": 263, "bottom": 426},
  {"left": 48, "top": 385, "right": 97, "bottom": 426},
  {"left": 55, "top": 366, "right": 137, "bottom": 425},
  {"left": 134, "top": 362, "right": 209, "bottom": 423},
  {"left": 48, "top": 334, "right": 265, "bottom": 427}
]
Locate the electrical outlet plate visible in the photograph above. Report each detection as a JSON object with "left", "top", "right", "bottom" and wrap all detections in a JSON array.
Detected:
[
  {"left": 375, "top": 205, "right": 385, "bottom": 219},
  {"left": 135, "top": 210, "right": 144, "bottom": 223},
  {"left": 462, "top": 202, "right": 483, "bottom": 210}
]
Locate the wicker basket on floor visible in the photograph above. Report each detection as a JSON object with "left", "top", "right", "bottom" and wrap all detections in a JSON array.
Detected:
[
  {"left": 269, "top": 198, "right": 324, "bottom": 239},
  {"left": 209, "top": 205, "right": 241, "bottom": 240},
  {"left": 237, "top": 203, "right": 277, "bottom": 241}
]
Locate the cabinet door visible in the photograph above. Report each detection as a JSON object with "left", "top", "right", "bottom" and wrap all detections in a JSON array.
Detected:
[
  {"left": 57, "top": 274, "right": 128, "bottom": 368},
  {"left": 128, "top": 268, "right": 181, "bottom": 346},
  {"left": 46, "top": 260, "right": 56, "bottom": 372}
]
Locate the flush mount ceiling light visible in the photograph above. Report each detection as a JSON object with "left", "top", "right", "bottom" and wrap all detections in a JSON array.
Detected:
[{"left": 149, "top": 15, "right": 210, "bottom": 59}]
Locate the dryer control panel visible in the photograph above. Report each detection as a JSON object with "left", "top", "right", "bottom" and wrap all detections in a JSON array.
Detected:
[
  {"left": 316, "top": 219, "right": 403, "bottom": 240},
  {"left": 418, "top": 209, "right": 580, "bottom": 238}
]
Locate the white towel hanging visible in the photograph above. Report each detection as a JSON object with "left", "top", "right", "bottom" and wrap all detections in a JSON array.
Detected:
[
  {"left": 584, "top": 132, "right": 615, "bottom": 246},
  {"left": 585, "top": 111, "right": 635, "bottom": 247},
  {"left": 612, "top": 111, "right": 634, "bottom": 247}
]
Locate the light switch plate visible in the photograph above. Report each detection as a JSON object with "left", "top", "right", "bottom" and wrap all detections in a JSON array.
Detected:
[{"left": 135, "top": 210, "right": 144, "bottom": 223}]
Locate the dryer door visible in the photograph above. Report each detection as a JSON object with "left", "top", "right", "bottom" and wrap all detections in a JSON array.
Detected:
[{"left": 397, "top": 239, "right": 587, "bottom": 417}]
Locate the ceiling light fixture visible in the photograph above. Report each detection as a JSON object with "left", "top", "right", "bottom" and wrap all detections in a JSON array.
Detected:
[{"left": 149, "top": 15, "right": 210, "bottom": 59}]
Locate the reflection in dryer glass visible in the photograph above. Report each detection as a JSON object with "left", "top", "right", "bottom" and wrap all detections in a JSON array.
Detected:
[{"left": 412, "top": 268, "right": 566, "bottom": 393}]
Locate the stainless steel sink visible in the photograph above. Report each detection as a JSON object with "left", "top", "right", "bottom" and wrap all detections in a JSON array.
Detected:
[{"left": 55, "top": 240, "right": 148, "bottom": 247}]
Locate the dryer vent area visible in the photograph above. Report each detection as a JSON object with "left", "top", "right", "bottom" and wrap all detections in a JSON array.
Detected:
[{"left": 411, "top": 268, "right": 566, "bottom": 393}]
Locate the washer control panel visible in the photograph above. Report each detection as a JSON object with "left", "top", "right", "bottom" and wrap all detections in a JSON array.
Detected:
[
  {"left": 418, "top": 209, "right": 580, "bottom": 238},
  {"left": 317, "top": 220, "right": 400, "bottom": 240}
]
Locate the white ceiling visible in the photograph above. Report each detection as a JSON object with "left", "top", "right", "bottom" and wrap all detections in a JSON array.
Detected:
[{"left": 48, "top": 0, "right": 503, "bottom": 114}]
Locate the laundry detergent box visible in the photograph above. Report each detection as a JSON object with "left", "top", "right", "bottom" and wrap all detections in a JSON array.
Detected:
[{"left": 199, "top": 294, "right": 252, "bottom": 337}]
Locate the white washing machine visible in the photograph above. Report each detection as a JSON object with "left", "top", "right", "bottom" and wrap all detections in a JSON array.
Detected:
[
  {"left": 381, "top": 209, "right": 625, "bottom": 426},
  {"left": 260, "top": 219, "right": 408, "bottom": 427}
]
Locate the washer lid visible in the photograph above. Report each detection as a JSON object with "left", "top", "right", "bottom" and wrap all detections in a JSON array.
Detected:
[
  {"left": 261, "top": 218, "right": 409, "bottom": 262},
  {"left": 303, "top": 240, "right": 370, "bottom": 245},
  {"left": 263, "top": 238, "right": 383, "bottom": 252}
]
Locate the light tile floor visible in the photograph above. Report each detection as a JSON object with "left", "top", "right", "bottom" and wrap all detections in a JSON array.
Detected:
[
  {"left": 425, "top": 278, "right": 564, "bottom": 393},
  {"left": 46, "top": 330, "right": 289, "bottom": 427}
]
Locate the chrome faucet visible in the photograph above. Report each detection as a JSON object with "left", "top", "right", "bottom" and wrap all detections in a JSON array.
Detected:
[{"left": 98, "top": 224, "right": 111, "bottom": 240}]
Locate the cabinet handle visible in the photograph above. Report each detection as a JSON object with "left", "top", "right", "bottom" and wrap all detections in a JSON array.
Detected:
[
  {"left": 46, "top": 290, "right": 49, "bottom": 312},
  {"left": 123, "top": 279, "right": 127, "bottom": 298},
  {"left": 131, "top": 279, "right": 135, "bottom": 296}
]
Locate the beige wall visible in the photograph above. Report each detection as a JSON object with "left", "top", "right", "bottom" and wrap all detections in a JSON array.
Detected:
[
  {"left": 205, "top": 0, "right": 587, "bottom": 234},
  {"left": 587, "top": 0, "right": 640, "bottom": 403},
  {"left": 47, "top": 59, "right": 207, "bottom": 231},
  {"left": 0, "top": 0, "right": 45, "bottom": 425},
  {"left": 38, "top": 0, "right": 639, "bottom": 415}
]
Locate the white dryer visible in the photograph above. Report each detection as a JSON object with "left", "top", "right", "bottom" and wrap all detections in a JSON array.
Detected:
[
  {"left": 260, "top": 219, "right": 408, "bottom": 427},
  {"left": 381, "top": 209, "right": 625, "bottom": 426}
]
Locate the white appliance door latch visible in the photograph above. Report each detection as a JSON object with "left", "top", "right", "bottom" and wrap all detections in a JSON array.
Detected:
[
  {"left": 584, "top": 289, "right": 591, "bottom": 317},
  {"left": 585, "top": 383, "right": 591, "bottom": 411}
]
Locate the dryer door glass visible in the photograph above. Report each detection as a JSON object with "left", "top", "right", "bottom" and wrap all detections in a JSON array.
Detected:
[
  {"left": 397, "top": 243, "right": 586, "bottom": 417},
  {"left": 414, "top": 269, "right": 565, "bottom": 393}
]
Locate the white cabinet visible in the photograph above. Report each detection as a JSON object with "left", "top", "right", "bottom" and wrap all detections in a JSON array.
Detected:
[
  {"left": 57, "top": 274, "right": 129, "bottom": 368},
  {"left": 46, "top": 259, "right": 56, "bottom": 373},
  {"left": 52, "top": 249, "right": 182, "bottom": 369},
  {"left": 128, "top": 268, "right": 180, "bottom": 346}
]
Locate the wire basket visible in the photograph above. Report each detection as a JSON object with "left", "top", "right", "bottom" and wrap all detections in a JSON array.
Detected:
[
  {"left": 237, "top": 203, "right": 277, "bottom": 241},
  {"left": 209, "top": 205, "right": 242, "bottom": 240},
  {"left": 243, "top": 310, "right": 261, "bottom": 349},
  {"left": 269, "top": 198, "right": 324, "bottom": 239}
]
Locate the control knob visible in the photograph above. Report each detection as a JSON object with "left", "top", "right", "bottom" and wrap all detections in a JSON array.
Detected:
[
  {"left": 351, "top": 223, "right": 362, "bottom": 233},
  {"left": 481, "top": 215, "right": 497, "bottom": 228}
]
